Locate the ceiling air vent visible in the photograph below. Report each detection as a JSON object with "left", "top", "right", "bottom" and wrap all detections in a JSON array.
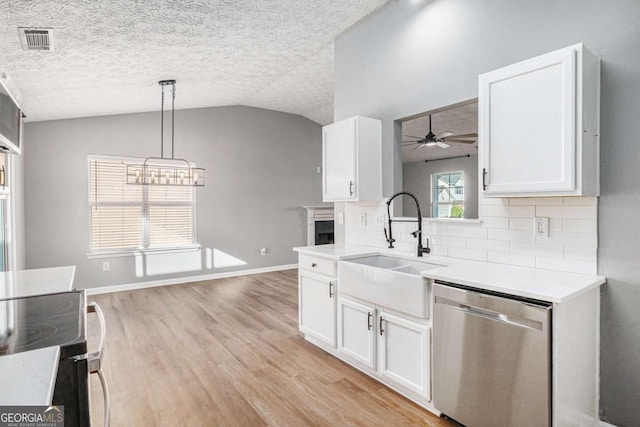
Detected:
[{"left": 18, "top": 27, "right": 54, "bottom": 51}]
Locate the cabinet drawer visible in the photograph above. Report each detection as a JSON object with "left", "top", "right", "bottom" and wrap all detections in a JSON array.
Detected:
[{"left": 299, "top": 254, "right": 336, "bottom": 277}]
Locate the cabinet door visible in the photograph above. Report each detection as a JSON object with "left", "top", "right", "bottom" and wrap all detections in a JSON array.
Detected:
[
  {"left": 378, "top": 311, "right": 430, "bottom": 400},
  {"left": 299, "top": 272, "right": 336, "bottom": 347},
  {"left": 338, "top": 298, "right": 375, "bottom": 369},
  {"left": 480, "top": 46, "right": 576, "bottom": 195},
  {"left": 323, "top": 118, "right": 357, "bottom": 201}
]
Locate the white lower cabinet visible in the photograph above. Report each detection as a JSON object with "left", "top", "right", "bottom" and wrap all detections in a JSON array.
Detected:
[
  {"left": 337, "top": 298, "right": 376, "bottom": 369},
  {"left": 378, "top": 311, "right": 431, "bottom": 401},
  {"left": 337, "top": 297, "right": 431, "bottom": 402},
  {"left": 299, "top": 271, "right": 337, "bottom": 347}
]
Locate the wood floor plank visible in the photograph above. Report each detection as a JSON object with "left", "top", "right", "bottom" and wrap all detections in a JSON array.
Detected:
[{"left": 88, "top": 269, "right": 454, "bottom": 426}]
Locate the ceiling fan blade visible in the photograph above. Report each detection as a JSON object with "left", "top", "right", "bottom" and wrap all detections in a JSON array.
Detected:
[
  {"left": 444, "top": 133, "right": 478, "bottom": 139},
  {"left": 411, "top": 144, "right": 426, "bottom": 151},
  {"left": 436, "top": 131, "right": 454, "bottom": 139},
  {"left": 447, "top": 139, "right": 477, "bottom": 144},
  {"left": 436, "top": 141, "right": 450, "bottom": 149},
  {"left": 403, "top": 140, "right": 424, "bottom": 144},
  {"left": 405, "top": 135, "right": 425, "bottom": 139}
]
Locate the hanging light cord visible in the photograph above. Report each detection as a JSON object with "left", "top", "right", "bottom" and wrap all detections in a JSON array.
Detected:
[
  {"left": 171, "top": 82, "right": 176, "bottom": 159},
  {"left": 160, "top": 84, "right": 165, "bottom": 159}
]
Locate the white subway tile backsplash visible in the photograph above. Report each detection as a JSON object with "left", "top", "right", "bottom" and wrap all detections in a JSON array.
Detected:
[
  {"left": 537, "top": 205, "right": 597, "bottom": 219},
  {"left": 564, "top": 246, "right": 598, "bottom": 261},
  {"left": 448, "top": 247, "right": 487, "bottom": 261},
  {"left": 486, "top": 205, "right": 535, "bottom": 218},
  {"left": 488, "top": 251, "right": 536, "bottom": 268},
  {"left": 563, "top": 219, "right": 597, "bottom": 234},
  {"left": 540, "top": 232, "right": 598, "bottom": 248},
  {"left": 481, "top": 217, "right": 509, "bottom": 229},
  {"left": 344, "top": 196, "right": 597, "bottom": 275},
  {"left": 535, "top": 256, "right": 597, "bottom": 275},
  {"left": 467, "top": 238, "right": 510, "bottom": 252},
  {"left": 509, "top": 218, "right": 534, "bottom": 231},
  {"left": 510, "top": 241, "right": 563, "bottom": 257},
  {"left": 447, "top": 225, "right": 488, "bottom": 239},
  {"left": 488, "top": 228, "right": 535, "bottom": 243},
  {"left": 562, "top": 205, "right": 598, "bottom": 219},
  {"left": 446, "top": 236, "right": 467, "bottom": 248}
]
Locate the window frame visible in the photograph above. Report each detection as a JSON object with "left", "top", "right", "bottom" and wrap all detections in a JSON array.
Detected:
[
  {"left": 87, "top": 154, "right": 198, "bottom": 258},
  {"left": 430, "top": 170, "right": 465, "bottom": 219}
]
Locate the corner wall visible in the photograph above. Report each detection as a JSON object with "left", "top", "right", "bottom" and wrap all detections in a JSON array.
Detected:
[{"left": 24, "top": 105, "right": 322, "bottom": 289}]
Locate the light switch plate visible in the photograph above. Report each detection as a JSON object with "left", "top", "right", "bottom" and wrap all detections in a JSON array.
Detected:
[{"left": 535, "top": 217, "right": 549, "bottom": 237}]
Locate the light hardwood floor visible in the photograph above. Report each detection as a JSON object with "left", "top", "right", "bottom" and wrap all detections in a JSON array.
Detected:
[{"left": 88, "top": 269, "right": 454, "bottom": 426}]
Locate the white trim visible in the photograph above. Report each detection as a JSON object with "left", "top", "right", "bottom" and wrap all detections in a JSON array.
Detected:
[
  {"left": 85, "top": 263, "right": 298, "bottom": 295},
  {"left": 599, "top": 422, "right": 617, "bottom": 427}
]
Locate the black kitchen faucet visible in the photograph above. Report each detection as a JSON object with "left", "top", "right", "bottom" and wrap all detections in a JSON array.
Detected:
[{"left": 385, "top": 191, "right": 430, "bottom": 257}]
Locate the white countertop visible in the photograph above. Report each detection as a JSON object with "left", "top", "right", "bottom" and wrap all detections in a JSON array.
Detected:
[
  {"left": 0, "top": 346, "right": 60, "bottom": 405},
  {"left": 423, "top": 262, "right": 605, "bottom": 303},
  {"left": 293, "top": 245, "right": 605, "bottom": 303},
  {"left": 0, "top": 266, "right": 77, "bottom": 406},
  {"left": 0, "top": 266, "right": 76, "bottom": 300}
]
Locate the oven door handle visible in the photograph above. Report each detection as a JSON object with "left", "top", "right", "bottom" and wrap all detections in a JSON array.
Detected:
[{"left": 87, "top": 302, "right": 110, "bottom": 427}]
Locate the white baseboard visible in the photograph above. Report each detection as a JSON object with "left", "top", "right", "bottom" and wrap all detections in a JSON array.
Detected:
[
  {"left": 85, "top": 263, "right": 298, "bottom": 295},
  {"left": 600, "top": 422, "right": 617, "bottom": 427}
]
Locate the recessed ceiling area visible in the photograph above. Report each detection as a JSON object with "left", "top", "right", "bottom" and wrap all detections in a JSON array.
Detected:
[
  {"left": 0, "top": 0, "right": 389, "bottom": 124},
  {"left": 402, "top": 102, "right": 478, "bottom": 163}
]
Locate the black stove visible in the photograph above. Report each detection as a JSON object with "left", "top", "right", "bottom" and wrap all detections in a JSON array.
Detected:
[{"left": 0, "top": 291, "right": 86, "bottom": 358}]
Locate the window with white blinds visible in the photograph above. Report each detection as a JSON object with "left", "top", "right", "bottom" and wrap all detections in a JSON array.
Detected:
[{"left": 88, "top": 156, "right": 196, "bottom": 253}]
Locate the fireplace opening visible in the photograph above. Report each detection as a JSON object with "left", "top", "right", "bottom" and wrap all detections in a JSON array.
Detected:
[{"left": 315, "top": 220, "right": 334, "bottom": 245}]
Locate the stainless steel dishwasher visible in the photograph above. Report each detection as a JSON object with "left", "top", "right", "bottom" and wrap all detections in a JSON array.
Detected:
[{"left": 433, "top": 281, "right": 552, "bottom": 427}]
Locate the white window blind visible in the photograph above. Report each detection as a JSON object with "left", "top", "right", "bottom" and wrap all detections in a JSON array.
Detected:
[{"left": 89, "top": 156, "right": 196, "bottom": 253}]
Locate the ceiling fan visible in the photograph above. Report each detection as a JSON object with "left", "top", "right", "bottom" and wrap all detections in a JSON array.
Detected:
[{"left": 402, "top": 115, "right": 477, "bottom": 150}]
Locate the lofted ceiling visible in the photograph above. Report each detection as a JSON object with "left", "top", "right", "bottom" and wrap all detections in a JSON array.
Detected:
[
  {"left": 0, "top": 0, "right": 389, "bottom": 125},
  {"left": 402, "top": 102, "right": 478, "bottom": 163}
]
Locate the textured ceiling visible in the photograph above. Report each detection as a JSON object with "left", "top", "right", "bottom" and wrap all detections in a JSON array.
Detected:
[
  {"left": 0, "top": 0, "right": 389, "bottom": 125},
  {"left": 402, "top": 102, "right": 478, "bottom": 163}
]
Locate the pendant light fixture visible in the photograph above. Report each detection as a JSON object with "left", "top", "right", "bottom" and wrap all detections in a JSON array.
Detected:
[{"left": 126, "top": 80, "right": 205, "bottom": 187}]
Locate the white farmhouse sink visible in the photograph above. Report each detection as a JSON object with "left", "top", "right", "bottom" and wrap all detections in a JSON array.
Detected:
[{"left": 339, "top": 255, "right": 443, "bottom": 319}]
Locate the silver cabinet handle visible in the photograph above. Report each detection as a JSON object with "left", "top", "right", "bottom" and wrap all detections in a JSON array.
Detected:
[
  {"left": 482, "top": 168, "right": 487, "bottom": 191},
  {"left": 349, "top": 180, "right": 354, "bottom": 196},
  {"left": 87, "top": 302, "right": 110, "bottom": 427},
  {"left": 379, "top": 316, "right": 384, "bottom": 336},
  {"left": 367, "top": 312, "right": 372, "bottom": 331},
  {"left": 329, "top": 281, "right": 334, "bottom": 298}
]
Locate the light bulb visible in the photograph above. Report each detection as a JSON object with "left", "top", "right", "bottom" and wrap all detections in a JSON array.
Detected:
[
  {"left": 165, "top": 171, "right": 171, "bottom": 184},
  {"left": 150, "top": 170, "right": 156, "bottom": 184},
  {"left": 193, "top": 171, "right": 199, "bottom": 183}
]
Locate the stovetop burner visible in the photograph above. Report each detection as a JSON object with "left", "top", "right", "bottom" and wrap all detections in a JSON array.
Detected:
[{"left": 0, "top": 291, "right": 85, "bottom": 357}]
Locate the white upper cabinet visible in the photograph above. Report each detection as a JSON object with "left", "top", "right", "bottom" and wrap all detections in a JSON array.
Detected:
[
  {"left": 322, "top": 116, "right": 382, "bottom": 202},
  {"left": 479, "top": 43, "right": 600, "bottom": 197}
]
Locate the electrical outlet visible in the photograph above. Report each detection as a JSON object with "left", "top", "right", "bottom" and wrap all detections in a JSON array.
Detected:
[
  {"left": 376, "top": 215, "right": 384, "bottom": 224},
  {"left": 260, "top": 248, "right": 267, "bottom": 256},
  {"left": 102, "top": 261, "right": 110, "bottom": 272},
  {"left": 535, "top": 217, "right": 549, "bottom": 237},
  {"left": 338, "top": 212, "right": 344, "bottom": 225},
  {"left": 360, "top": 212, "right": 367, "bottom": 225},
  {"left": 316, "top": 166, "right": 321, "bottom": 174}
]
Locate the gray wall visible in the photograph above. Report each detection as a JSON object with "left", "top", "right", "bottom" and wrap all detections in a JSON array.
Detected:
[
  {"left": 334, "top": 0, "right": 640, "bottom": 424},
  {"left": 24, "top": 105, "right": 322, "bottom": 289},
  {"left": 11, "top": 152, "right": 25, "bottom": 270},
  {"left": 401, "top": 155, "right": 478, "bottom": 218}
]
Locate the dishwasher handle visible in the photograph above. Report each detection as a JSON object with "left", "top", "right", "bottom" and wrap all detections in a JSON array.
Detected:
[{"left": 434, "top": 296, "right": 545, "bottom": 331}]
